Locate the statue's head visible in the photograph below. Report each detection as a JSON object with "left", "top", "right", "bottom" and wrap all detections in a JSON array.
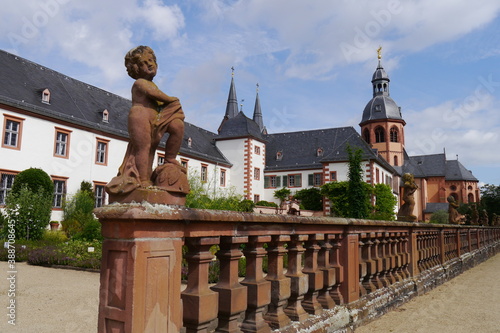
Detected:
[
  {"left": 124, "top": 45, "right": 157, "bottom": 80},
  {"left": 447, "top": 195, "right": 456, "bottom": 203},
  {"left": 403, "top": 173, "right": 414, "bottom": 183}
]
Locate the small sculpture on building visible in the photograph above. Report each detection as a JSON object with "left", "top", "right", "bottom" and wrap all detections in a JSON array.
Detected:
[
  {"left": 470, "top": 203, "right": 479, "bottom": 225},
  {"left": 447, "top": 195, "right": 462, "bottom": 224},
  {"left": 480, "top": 209, "right": 489, "bottom": 226},
  {"left": 397, "top": 173, "right": 418, "bottom": 222},
  {"left": 106, "top": 46, "right": 189, "bottom": 205},
  {"left": 491, "top": 213, "right": 498, "bottom": 226}
]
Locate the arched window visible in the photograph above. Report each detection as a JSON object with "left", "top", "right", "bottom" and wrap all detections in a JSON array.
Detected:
[
  {"left": 363, "top": 129, "right": 370, "bottom": 144},
  {"left": 468, "top": 193, "right": 474, "bottom": 203},
  {"left": 383, "top": 83, "right": 387, "bottom": 92},
  {"left": 375, "top": 127, "right": 385, "bottom": 143},
  {"left": 394, "top": 155, "right": 398, "bottom": 166},
  {"left": 390, "top": 127, "right": 399, "bottom": 142},
  {"left": 377, "top": 83, "right": 382, "bottom": 92}
]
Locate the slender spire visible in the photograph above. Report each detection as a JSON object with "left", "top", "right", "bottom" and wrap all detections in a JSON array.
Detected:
[
  {"left": 224, "top": 67, "right": 238, "bottom": 119},
  {"left": 252, "top": 83, "right": 265, "bottom": 133}
]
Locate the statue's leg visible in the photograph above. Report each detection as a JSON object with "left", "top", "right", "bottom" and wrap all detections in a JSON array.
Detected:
[{"left": 165, "top": 119, "right": 184, "bottom": 164}]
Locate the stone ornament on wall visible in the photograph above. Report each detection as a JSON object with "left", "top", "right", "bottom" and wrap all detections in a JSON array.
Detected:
[
  {"left": 397, "top": 173, "right": 418, "bottom": 222},
  {"left": 105, "top": 46, "right": 190, "bottom": 205}
]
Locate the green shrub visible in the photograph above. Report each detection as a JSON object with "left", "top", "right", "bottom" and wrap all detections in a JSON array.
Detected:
[
  {"left": 27, "top": 246, "right": 69, "bottom": 266},
  {"left": 62, "top": 189, "right": 100, "bottom": 240},
  {"left": 2, "top": 185, "right": 52, "bottom": 240},
  {"left": 11, "top": 167, "right": 53, "bottom": 196},
  {"left": 42, "top": 230, "right": 69, "bottom": 245},
  {"left": 294, "top": 187, "right": 323, "bottom": 211},
  {"left": 430, "top": 210, "right": 449, "bottom": 224},
  {"left": 255, "top": 200, "right": 278, "bottom": 207}
]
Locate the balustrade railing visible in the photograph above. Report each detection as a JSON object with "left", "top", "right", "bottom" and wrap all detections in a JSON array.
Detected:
[{"left": 95, "top": 206, "right": 500, "bottom": 333}]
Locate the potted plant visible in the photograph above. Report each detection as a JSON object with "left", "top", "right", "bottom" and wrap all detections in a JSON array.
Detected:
[{"left": 49, "top": 221, "right": 60, "bottom": 231}]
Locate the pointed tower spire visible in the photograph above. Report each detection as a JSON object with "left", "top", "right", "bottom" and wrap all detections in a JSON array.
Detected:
[
  {"left": 224, "top": 67, "right": 239, "bottom": 119},
  {"left": 252, "top": 83, "right": 265, "bottom": 133}
]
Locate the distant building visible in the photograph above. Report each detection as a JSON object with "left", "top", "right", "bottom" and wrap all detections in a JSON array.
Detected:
[{"left": 0, "top": 49, "right": 478, "bottom": 222}]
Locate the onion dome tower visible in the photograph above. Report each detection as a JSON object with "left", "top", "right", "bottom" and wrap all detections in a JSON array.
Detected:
[{"left": 360, "top": 47, "right": 406, "bottom": 167}]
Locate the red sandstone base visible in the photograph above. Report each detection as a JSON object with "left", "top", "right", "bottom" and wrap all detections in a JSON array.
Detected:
[{"left": 108, "top": 187, "right": 186, "bottom": 206}]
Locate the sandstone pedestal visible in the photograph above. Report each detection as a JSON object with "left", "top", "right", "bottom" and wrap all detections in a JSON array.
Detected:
[{"left": 95, "top": 204, "right": 184, "bottom": 333}]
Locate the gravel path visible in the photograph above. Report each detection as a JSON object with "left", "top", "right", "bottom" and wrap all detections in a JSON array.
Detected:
[{"left": 1, "top": 253, "right": 499, "bottom": 333}]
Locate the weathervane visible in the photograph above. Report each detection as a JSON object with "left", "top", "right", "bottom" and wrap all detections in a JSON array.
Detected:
[
  {"left": 231, "top": 66, "right": 235, "bottom": 77},
  {"left": 256, "top": 83, "right": 259, "bottom": 93},
  {"left": 377, "top": 46, "right": 382, "bottom": 60}
]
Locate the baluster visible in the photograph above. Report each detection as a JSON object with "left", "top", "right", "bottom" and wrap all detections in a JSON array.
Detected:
[
  {"left": 390, "top": 234, "right": 403, "bottom": 282},
  {"left": 370, "top": 237, "right": 385, "bottom": 289},
  {"left": 302, "top": 234, "right": 324, "bottom": 315},
  {"left": 211, "top": 236, "right": 248, "bottom": 333},
  {"left": 381, "top": 234, "right": 396, "bottom": 285},
  {"left": 182, "top": 237, "right": 220, "bottom": 333},
  {"left": 358, "top": 238, "right": 367, "bottom": 297},
  {"left": 284, "top": 234, "right": 309, "bottom": 322},
  {"left": 240, "top": 235, "right": 272, "bottom": 333},
  {"left": 329, "top": 234, "right": 344, "bottom": 305},
  {"left": 362, "top": 235, "right": 377, "bottom": 293},
  {"left": 317, "top": 236, "right": 335, "bottom": 308},
  {"left": 264, "top": 235, "right": 291, "bottom": 329}
]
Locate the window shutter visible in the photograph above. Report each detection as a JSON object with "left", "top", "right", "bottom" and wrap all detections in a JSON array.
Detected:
[
  {"left": 308, "top": 174, "right": 314, "bottom": 186},
  {"left": 276, "top": 176, "right": 281, "bottom": 187},
  {"left": 282, "top": 175, "right": 287, "bottom": 187},
  {"left": 264, "top": 176, "right": 269, "bottom": 188}
]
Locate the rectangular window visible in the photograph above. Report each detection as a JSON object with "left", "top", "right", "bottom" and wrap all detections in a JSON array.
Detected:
[
  {"left": 53, "top": 179, "right": 66, "bottom": 209},
  {"left": 181, "top": 158, "right": 189, "bottom": 169},
  {"left": 0, "top": 172, "right": 16, "bottom": 205},
  {"left": 94, "top": 183, "right": 106, "bottom": 208},
  {"left": 288, "top": 174, "right": 301, "bottom": 188},
  {"left": 254, "top": 167, "right": 260, "bottom": 180},
  {"left": 330, "top": 171, "right": 337, "bottom": 182},
  {"left": 265, "top": 175, "right": 280, "bottom": 189},
  {"left": 96, "top": 138, "right": 109, "bottom": 165},
  {"left": 254, "top": 146, "right": 261, "bottom": 155},
  {"left": 308, "top": 173, "right": 323, "bottom": 186},
  {"left": 201, "top": 164, "right": 207, "bottom": 182},
  {"left": 157, "top": 153, "right": 165, "bottom": 166},
  {"left": 2, "top": 115, "right": 24, "bottom": 150},
  {"left": 254, "top": 194, "right": 260, "bottom": 203},
  {"left": 54, "top": 128, "right": 71, "bottom": 158},
  {"left": 220, "top": 169, "right": 226, "bottom": 187}
]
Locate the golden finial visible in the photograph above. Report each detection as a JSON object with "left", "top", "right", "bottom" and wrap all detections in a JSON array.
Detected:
[
  {"left": 231, "top": 66, "right": 235, "bottom": 77},
  {"left": 377, "top": 46, "right": 382, "bottom": 60}
]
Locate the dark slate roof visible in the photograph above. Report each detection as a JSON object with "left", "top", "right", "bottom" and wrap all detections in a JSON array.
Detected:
[
  {"left": 360, "top": 95, "right": 403, "bottom": 124},
  {"left": 445, "top": 159, "right": 478, "bottom": 181},
  {"left": 424, "top": 202, "right": 449, "bottom": 213},
  {"left": 0, "top": 49, "right": 230, "bottom": 166},
  {"left": 399, "top": 152, "right": 478, "bottom": 182},
  {"left": 372, "top": 60, "right": 389, "bottom": 82},
  {"left": 264, "top": 126, "right": 397, "bottom": 173},
  {"left": 217, "top": 111, "right": 265, "bottom": 141}
]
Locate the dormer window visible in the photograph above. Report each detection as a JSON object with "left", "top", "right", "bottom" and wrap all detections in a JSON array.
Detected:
[
  {"left": 187, "top": 137, "right": 192, "bottom": 148},
  {"left": 102, "top": 109, "right": 109, "bottom": 123},
  {"left": 276, "top": 151, "right": 283, "bottom": 161},
  {"left": 375, "top": 104, "right": 381, "bottom": 112},
  {"left": 42, "top": 89, "right": 50, "bottom": 104},
  {"left": 316, "top": 148, "right": 323, "bottom": 157}
]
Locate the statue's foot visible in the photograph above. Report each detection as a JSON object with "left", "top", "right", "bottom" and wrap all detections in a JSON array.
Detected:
[{"left": 140, "top": 180, "right": 153, "bottom": 188}]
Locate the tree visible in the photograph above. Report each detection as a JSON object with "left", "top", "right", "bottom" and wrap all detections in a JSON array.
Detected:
[
  {"left": 370, "top": 184, "right": 397, "bottom": 220},
  {"left": 480, "top": 184, "right": 500, "bottom": 220},
  {"left": 294, "top": 187, "right": 323, "bottom": 211},
  {"left": 321, "top": 181, "right": 349, "bottom": 217},
  {"left": 274, "top": 187, "right": 291, "bottom": 206},
  {"left": 62, "top": 181, "right": 101, "bottom": 240},
  {"left": 2, "top": 168, "right": 53, "bottom": 240},
  {"left": 346, "top": 145, "right": 372, "bottom": 218}
]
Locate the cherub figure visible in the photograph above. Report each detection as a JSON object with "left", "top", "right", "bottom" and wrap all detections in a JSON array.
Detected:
[
  {"left": 397, "top": 173, "right": 418, "bottom": 222},
  {"left": 106, "top": 46, "right": 189, "bottom": 200}
]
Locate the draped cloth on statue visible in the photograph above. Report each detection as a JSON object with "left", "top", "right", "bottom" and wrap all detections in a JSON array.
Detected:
[{"left": 106, "top": 100, "right": 187, "bottom": 195}]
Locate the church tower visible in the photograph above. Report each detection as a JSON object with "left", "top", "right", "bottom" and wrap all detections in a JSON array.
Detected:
[{"left": 360, "top": 48, "right": 406, "bottom": 167}]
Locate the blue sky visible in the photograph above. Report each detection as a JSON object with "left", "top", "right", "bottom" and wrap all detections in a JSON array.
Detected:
[{"left": 1, "top": 0, "right": 500, "bottom": 186}]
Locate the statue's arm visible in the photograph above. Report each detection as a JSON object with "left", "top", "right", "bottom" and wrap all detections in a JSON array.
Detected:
[{"left": 135, "top": 79, "right": 179, "bottom": 104}]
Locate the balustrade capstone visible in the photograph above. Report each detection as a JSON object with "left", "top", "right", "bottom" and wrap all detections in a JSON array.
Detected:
[{"left": 94, "top": 205, "right": 500, "bottom": 333}]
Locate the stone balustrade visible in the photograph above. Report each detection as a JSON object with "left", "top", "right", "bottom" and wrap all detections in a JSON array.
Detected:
[{"left": 94, "top": 203, "right": 500, "bottom": 333}]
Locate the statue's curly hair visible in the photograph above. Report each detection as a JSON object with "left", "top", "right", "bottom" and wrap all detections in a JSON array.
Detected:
[{"left": 124, "top": 45, "right": 156, "bottom": 79}]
